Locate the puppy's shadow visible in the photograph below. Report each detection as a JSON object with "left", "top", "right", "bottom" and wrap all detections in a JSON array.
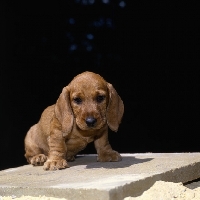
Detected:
[{"left": 70, "top": 155, "right": 153, "bottom": 169}]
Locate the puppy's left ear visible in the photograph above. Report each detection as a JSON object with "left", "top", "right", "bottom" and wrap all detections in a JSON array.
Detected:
[
  {"left": 55, "top": 86, "right": 74, "bottom": 137},
  {"left": 106, "top": 83, "right": 124, "bottom": 132}
]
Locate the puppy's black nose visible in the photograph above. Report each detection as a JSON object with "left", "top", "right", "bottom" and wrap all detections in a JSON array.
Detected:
[{"left": 85, "top": 117, "right": 97, "bottom": 127}]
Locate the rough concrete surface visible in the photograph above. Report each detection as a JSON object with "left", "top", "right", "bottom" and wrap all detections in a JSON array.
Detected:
[{"left": 1, "top": 153, "right": 200, "bottom": 200}]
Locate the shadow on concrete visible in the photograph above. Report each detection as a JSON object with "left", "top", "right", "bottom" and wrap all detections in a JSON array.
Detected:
[
  {"left": 86, "top": 156, "right": 153, "bottom": 169},
  {"left": 69, "top": 155, "right": 153, "bottom": 169}
]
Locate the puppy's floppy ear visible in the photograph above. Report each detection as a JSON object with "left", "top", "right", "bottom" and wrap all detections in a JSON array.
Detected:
[
  {"left": 55, "top": 86, "right": 74, "bottom": 137},
  {"left": 106, "top": 83, "right": 124, "bottom": 132}
]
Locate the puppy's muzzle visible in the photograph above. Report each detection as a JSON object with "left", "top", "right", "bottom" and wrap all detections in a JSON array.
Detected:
[{"left": 85, "top": 117, "right": 97, "bottom": 127}]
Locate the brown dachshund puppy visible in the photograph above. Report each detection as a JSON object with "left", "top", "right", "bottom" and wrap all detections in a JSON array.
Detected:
[{"left": 24, "top": 71, "right": 124, "bottom": 170}]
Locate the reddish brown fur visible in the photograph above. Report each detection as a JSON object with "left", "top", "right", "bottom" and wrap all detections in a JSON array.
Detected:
[{"left": 24, "top": 71, "right": 124, "bottom": 170}]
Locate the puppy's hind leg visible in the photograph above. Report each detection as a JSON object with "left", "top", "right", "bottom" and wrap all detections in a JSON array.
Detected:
[{"left": 24, "top": 124, "right": 48, "bottom": 166}]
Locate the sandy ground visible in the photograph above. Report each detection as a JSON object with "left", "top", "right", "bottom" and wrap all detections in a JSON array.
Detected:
[
  {"left": 1, "top": 181, "right": 200, "bottom": 200},
  {"left": 0, "top": 196, "right": 67, "bottom": 200},
  {"left": 124, "top": 181, "right": 200, "bottom": 200}
]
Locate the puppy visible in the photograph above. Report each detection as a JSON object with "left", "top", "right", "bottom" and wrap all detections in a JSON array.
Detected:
[{"left": 24, "top": 71, "right": 124, "bottom": 170}]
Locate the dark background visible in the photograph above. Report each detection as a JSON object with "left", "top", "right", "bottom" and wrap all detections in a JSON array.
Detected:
[{"left": 1, "top": 1, "right": 199, "bottom": 170}]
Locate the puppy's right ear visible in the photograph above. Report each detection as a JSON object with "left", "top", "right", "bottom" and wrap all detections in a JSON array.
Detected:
[{"left": 55, "top": 86, "right": 74, "bottom": 137}]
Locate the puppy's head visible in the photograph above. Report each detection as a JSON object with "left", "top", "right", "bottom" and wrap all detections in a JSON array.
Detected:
[
  {"left": 55, "top": 71, "right": 124, "bottom": 136},
  {"left": 69, "top": 71, "right": 108, "bottom": 131}
]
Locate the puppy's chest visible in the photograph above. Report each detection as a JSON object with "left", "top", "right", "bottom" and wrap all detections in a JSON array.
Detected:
[{"left": 65, "top": 133, "right": 94, "bottom": 148}]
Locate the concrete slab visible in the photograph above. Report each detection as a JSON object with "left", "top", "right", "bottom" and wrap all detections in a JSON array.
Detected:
[
  {"left": 186, "top": 179, "right": 200, "bottom": 190},
  {"left": 1, "top": 153, "right": 200, "bottom": 200}
]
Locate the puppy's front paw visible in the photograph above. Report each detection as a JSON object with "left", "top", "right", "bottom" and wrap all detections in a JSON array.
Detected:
[
  {"left": 97, "top": 150, "right": 122, "bottom": 162},
  {"left": 43, "top": 159, "right": 69, "bottom": 170},
  {"left": 30, "top": 154, "right": 47, "bottom": 166}
]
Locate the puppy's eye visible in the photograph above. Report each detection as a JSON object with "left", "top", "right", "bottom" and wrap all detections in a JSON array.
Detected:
[
  {"left": 96, "top": 95, "right": 105, "bottom": 103},
  {"left": 73, "top": 97, "right": 82, "bottom": 104}
]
